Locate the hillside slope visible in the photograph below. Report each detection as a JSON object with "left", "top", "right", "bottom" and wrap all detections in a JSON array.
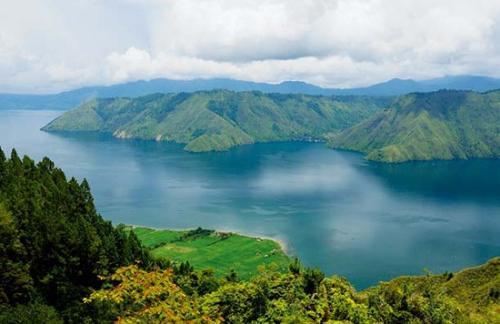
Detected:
[
  {"left": 328, "top": 90, "right": 500, "bottom": 162},
  {"left": 363, "top": 257, "right": 500, "bottom": 323},
  {"left": 86, "top": 256, "right": 500, "bottom": 323},
  {"left": 0, "top": 148, "right": 153, "bottom": 322},
  {"left": 42, "top": 90, "right": 386, "bottom": 152}
]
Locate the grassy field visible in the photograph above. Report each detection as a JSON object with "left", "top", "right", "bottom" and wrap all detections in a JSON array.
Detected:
[{"left": 129, "top": 226, "right": 290, "bottom": 279}]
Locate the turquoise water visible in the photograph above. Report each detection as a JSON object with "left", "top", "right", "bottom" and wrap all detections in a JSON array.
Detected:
[{"left": 1, "top": 109, "right": 499, "bottom": 288}]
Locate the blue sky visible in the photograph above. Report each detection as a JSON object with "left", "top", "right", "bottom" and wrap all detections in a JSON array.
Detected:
[{"left": 1, "top": 0, "right": 500, "bottom": 93}]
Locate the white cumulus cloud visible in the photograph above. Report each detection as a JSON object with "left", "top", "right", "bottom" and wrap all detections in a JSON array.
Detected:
[{"left": 1, "top": 0, "right": 500, "bottom": 92}]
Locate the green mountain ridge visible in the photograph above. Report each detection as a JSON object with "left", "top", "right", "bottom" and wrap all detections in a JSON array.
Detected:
[
  {"left": 41, "top": 90, "right": 387, "bottom": 152},
  {"left": 328, "top": 89, "right": 500, "bottom": 162}
]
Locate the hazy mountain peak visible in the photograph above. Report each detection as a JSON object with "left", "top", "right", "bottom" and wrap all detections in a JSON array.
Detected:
[{"left": 2, "top": 75, "right": 500, "bottom": 110}]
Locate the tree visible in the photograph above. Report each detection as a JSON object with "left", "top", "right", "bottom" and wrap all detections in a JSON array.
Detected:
[
  {"left": 0, "top": 147, "right": 6, "bottom": 186},
  {"left": 0, "top": 302, "right": 62, "bottom": 324},
  {"left": 303, "top": 268, "right": 324, "bottom": 294},
  {"left": 224, "top": 269, "right": 239, "bottom": 283},
  {"left": 288, "top": 257, "right": 301, "bottom": 275},
  {"left": 0, "top": 152, "right": 155, "bottom": 321},
  {"left": 0, "top": 204, "right": 32, "bottom": 305},
  {"left": 84, "top": 265, "right": 217, "bottom": 323}
]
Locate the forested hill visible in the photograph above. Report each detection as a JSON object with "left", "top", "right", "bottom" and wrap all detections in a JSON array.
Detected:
[
  {"left": 328, "top": 89, "right": 500, "bottom": 163},
  {"left": 86, "top": 257, "right": 500, "bottom": 323},
  {"left": 42, "top": 90, "right": 388, "bottom": 152},
  {"left": 0, "top": 147, "right": 155, "bottom": 322}
]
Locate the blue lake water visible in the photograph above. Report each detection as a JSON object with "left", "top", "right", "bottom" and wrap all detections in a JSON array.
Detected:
[{"left": 1, "top": 109, "right": 499, "bottom": 288}]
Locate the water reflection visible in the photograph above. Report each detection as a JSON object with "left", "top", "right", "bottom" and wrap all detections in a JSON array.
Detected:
[{"left": 1, "top": 109, "right": 499, "bottom": 288}]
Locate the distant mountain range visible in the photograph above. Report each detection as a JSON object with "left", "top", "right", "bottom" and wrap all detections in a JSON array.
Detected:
[{"left": 2, "top": 75, "right": 500, "bottom": 110}]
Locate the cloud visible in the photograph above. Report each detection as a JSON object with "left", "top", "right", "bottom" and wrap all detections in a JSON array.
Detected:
[{"left": 1, "top": 0, "right": 500, "bottom": 92}]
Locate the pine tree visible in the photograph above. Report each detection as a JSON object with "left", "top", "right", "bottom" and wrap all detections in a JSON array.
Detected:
[
  {"left": 0, "top": 151, "right": 154, "bottom": 321},
  {"left": 0, "top": 147, "right": 6, "bottom": 186},
  {"left": 0, "top": 204, "right": 32, "bottom": 304}
]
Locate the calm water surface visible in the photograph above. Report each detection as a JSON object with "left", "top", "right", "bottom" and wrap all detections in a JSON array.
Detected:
[{"left": 1, "top": 110, "right": 499, "bottom": 288}]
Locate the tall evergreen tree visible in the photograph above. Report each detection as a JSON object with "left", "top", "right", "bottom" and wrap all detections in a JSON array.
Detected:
[
  {"left": 0, "top": 204, "right": 32, "bottom": 305},
  {"left": 0, "top": 147, "right": 6, "bottom": 185},
  {"left": 0, "top": 150, "right": 154, "bottom": 322}
]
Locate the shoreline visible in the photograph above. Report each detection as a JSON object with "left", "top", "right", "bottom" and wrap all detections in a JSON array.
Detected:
[{"left": 126, "top": 224, "right": 291, "bottom": 255}]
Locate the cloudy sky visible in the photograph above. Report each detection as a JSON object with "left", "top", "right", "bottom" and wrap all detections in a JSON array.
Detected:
[{"left": 1, "top": 0, "right": 500, "bottom": 93}]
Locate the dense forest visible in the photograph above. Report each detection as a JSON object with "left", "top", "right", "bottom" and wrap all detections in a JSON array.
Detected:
[
  {"left": 0, "top": 148, "right": 498, "bottom": 323},
  {"left": 329, "top": 89, "right": 500, "bottom": 162},
  {"left": 0, "top": 147, "right": 157, "bottom": 322},
  {"left": 41, "top": 90, "right": 388, "bottom": 152},
  {"left": 87, "top": 258, "right": 499, "bottom": 323}
]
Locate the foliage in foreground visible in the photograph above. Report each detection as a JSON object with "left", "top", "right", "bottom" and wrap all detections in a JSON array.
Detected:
[
  {"left": 87, "top": 258, "right": 500, "bottom": 323},
  {"left": 0, "top": 148, "right": 155, "bottom": 322}
]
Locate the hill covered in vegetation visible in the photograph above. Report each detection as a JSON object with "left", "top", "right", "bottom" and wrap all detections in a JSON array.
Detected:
[
  {"left": 328, "top": 90, "right": 500, "bottom": 162},
  {"left": 42, "top": 90, "right": 387, "bottom": 152},
  {"left": 86, "top": 257, "right": 500, "bottom": 323},
  {"left": 0, "top": 147, "right": 157, "bottom": 322}
]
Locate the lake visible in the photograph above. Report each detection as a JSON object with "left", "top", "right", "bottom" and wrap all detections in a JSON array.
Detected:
[{"left": 1, "top": 109, "right": 499, "bottom": 289}]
